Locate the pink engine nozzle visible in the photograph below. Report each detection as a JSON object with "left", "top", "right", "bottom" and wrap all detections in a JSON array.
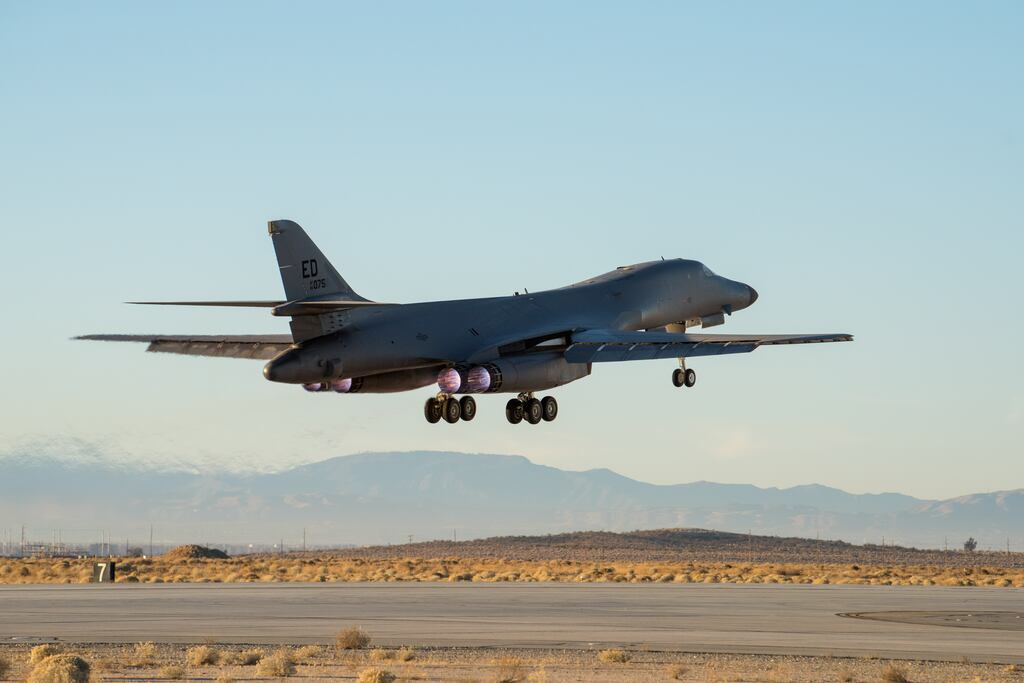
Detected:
[
  {"left": 331, "top": 378, "right": 354, "bottom": 393},
  {"left": 465, "top": 366, "right": 492, "bottom": 393},
  {"left": 437, "top": 367, "right": 462, "bottom": 393},
  {"left": 438, "top": 366, "right": 493, "bottom": 394},
  {"left": 302, "top": 383, "right": 325, "bottom": 392}
]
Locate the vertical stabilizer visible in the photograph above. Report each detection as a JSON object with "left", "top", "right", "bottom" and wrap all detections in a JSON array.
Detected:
[{"left": 268, "top": 220, "right": 367, "bottom": 302}]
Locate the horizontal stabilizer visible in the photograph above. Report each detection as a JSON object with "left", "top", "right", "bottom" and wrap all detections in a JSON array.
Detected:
[
  {"left": 128, "top": 300, "right": 284, "bottom": 307},
  {"left": 75, "top": 334, "right": 293, "bottom": 360},
  {"left": 564, "top": 330, "right": 852, "bottom": 363},
  {"left": 128, "top": 299, "right": 391, "bottom": 316}
]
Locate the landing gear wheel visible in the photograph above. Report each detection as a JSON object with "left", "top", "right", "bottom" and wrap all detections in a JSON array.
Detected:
[
  {"left": 524, "top": 398, "right": 543, "bottom": 424},
  {"left": 541, "top": 396, "right": 558, "bottom": 422},
  {"left": 459, "top": 396, "right": 477, "bottom": 421},
  {"left": 683, "top": 368, "right": 697, "bottom": 387},
  {"left": 443, "top": 397, "right": 461, "bottom": 423},
  {"left": 505, "top": 399, "right": 524, "bottom": 424},
  {"left": 424, "top": 397, "right": 442, "bottom": 423},
  {"left": 672, "top": 368, "right": 685, "bottom": 387}
]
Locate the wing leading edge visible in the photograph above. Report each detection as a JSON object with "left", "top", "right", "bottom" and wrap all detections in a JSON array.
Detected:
[
  {"left": 75, "top": 334, "right": 293, "bottom": 360},
  {"left": 563, "top": 329, "right": 853, "bottom": 364}
]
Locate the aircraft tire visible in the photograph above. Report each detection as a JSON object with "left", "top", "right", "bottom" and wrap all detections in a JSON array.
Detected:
[
  {"left": 424, "top": 397, "right": 442, "bottom": 423},
  {"left": 525, "top": 398, "right": 543, "bottom": 424},
  {"left": 443, "top": 397, "right": 461, "bottom": 423},
  {"left": 541, "top": 396, "right": 558, "bottom": 422},
  {"left": 672, "top": 368, "right": 685, "bottom": 387},
  {"left": 459, "top": 396, "right": 477, "bottom": 421},
  {"left": 684, "top": 368, "right": 697, "bottom": 387},
  {"left": 505, "top": 399, "right": 524, "bottom": 424}
]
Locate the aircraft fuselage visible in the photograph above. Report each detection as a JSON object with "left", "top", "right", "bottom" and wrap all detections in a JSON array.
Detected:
[{"left": 264, "top": 259, "right": 757, "bottom": 384}]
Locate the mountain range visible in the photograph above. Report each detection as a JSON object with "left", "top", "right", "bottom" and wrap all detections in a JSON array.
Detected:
[{"left": 0, "top": 450, "right": 1020, "bottom": 550}]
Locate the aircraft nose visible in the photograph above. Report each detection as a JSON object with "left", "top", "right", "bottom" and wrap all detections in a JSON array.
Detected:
[{"left": 747, "top": 285, "right": 758, "bottom": 305}]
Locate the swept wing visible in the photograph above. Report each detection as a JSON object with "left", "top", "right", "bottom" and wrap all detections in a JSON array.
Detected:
[{"left": 564, "top": 329, "right": 853, "bottom": 363}]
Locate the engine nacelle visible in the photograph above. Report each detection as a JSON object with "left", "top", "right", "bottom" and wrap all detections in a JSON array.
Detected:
[
  {"left": 304, "top": 366, "right": 440, "bottom": 394},
  {"left": 437, "top": 353, "right": 590, "bottom": 394}
]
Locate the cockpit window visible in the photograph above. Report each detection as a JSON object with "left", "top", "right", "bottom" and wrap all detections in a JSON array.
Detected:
[{"left": 702, "top": 265, "right": 715, "bottom": 277}]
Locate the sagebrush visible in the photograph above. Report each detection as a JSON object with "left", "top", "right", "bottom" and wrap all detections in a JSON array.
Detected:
[{"left": 27, "top": 654, "right": 90, "bottom": 683}]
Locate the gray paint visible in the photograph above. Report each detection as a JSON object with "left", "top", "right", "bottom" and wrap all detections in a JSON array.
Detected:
[{"left": 78, "top": 219, "right": 851, "bottom": 396}]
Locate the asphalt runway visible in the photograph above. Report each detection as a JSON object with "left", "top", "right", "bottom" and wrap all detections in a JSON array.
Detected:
[{"left": 2, "top": 583, "right": 1022, "bottom": 662}]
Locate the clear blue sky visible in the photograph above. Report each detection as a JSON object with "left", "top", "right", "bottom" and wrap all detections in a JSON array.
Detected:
[{"left": 1, "top": 2, "right": 1021, "bottom": 499}]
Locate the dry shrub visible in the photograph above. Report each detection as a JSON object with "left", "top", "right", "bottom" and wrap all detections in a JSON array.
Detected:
[
  {"left": 91, "top": 659, "right": 117, "bottom": 673},
  {"left": 395, "top": 647, "right": 415, "bottom": 662},
  {"left": 598, "top": 648, "right": 631, "bottom": 664},
  {"left": 30, "top": 645, "right": 62, "bottom": 665},
  {"left": 336, "top": 626, "right": 371, "bottom": 650},
  {"left": 492, "top": 656, "right": 525, "bottom": 683},
  {"left": 882, "top": 665, "right": 908, "bottom": 683},
  {"left": 838, "top": 668, "right": 855, "bottom": 682},
  {"left": 235, "top": 648, "right": 265, "bottom": 666},
  {"left": 255, "top": 650, "right": 296, "bottom": 678},
  {"left": 27, "top": 654, "right": 90, "bottom": 683},
  {"left": 666, "top": 663, "right": 688, "bottom": 679},
  {"left": 1004, "top": 664, "right": 1021, "bottom": 673},
  {"left": 369, "top": 649, "right": 395, "bottom": 662},
  {"left": 526, "top": 669, "right": 547, "bottom": 683},
  {"left": 186, "top": 645, "right": 219, "bottom": 666},
  {"left": 294, "top": 645, "right": 322, "bottom": 661},
  {"left": 356, "top": 668, "right": 396, "bottom": 683},
  {"left": 160, "top": 665, "right": 185, "bottom": 679},
  {"left": 133, "top": 642, "right": 157, "bottom": 666},
  {"left": 0, "top": 657, "right": 11, "bottom": 680}
]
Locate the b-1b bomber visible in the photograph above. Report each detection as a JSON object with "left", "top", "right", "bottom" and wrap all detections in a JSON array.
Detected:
[{"left": 79, "top": 220, "right": 852, "bottom": 424}]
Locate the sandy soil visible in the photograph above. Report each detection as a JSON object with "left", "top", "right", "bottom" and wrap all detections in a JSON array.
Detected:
[
  {"left": 2, "top": 555, "right": 1022, "bottom": 588},
  {"left": 2, "top": 643, "right": 1022, "bottom": 683}
]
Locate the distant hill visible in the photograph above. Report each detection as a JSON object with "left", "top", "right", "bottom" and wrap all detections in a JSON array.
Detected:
[
  {"left": 0, "top": 450, "right": 1021, "bottom": 549},
  {"left": 339, "top": 528, "right": 1023, "bottom": 568}
]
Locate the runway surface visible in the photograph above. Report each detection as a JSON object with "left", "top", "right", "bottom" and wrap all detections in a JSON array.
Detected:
[{"left": 2, "top": 583, "right": 1022, "bottom": 662}]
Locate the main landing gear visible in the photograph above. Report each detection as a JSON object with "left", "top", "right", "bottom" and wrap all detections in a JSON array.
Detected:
[
  {"left": 506, "top": 393, "right": 558, "bottom": 425},
  {"left": 424, "top": 394, "right": 476, "bottom": 424},
  {"left": 672, "top": 360, "right": 697, "bottom": 388},
  {"left": 423, "top": 393, "right": 559, "bottom": 425}
]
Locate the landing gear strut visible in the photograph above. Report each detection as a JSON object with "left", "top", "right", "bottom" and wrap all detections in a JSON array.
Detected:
[
  {"left": 506, "top": 393, "right": 558, "bottom": 425},
  {"left": 672, "top": 360, "right": 696, "bottom": 388},
  {"left": 424, "top": 394, "right": 476, "bottom": 424}
]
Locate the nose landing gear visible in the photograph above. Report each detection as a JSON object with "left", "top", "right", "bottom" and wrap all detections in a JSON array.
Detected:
[{"left": 672, "top": 360, "right": 697, "bottom": 388}]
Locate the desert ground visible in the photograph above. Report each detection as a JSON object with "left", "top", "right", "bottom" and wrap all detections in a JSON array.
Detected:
[
  {"left": 1, "top": 641, "right": 1022, "bottom": 683},
  {"left": 2, "top": 530, "right": 1022, "bottom": 586}
]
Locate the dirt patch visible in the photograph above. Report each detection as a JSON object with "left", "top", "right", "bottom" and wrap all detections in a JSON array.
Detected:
[{"left": 163, "top": 545, "right": 229, "bottom": 560}]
